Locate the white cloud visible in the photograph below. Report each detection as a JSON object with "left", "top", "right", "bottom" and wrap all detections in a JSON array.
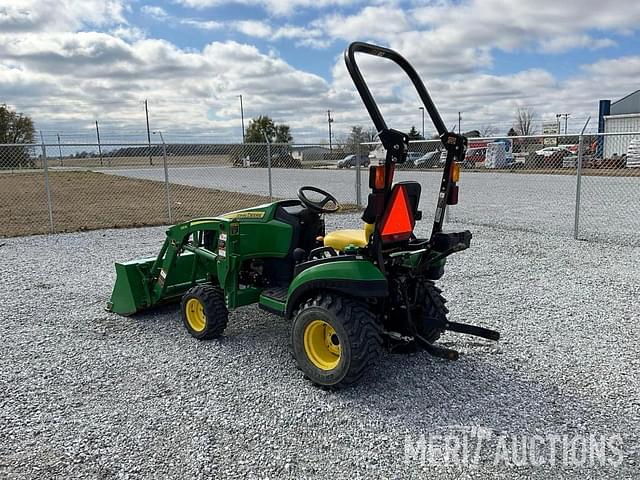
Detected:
[
  {"left": 2, "top": 0, "right": 640, "bottom": 141},
  {"left": 173, "top": 16, "right": 329, "bottom": 48},
  {"left": 0, "top": 0, "right": 126, "bottom": 33},
  {"left": 234, "top": 20, "right": 272, "bottom": 38},
  {"left": 313, "top": 6, "right": 409, "bottom": 43},
  {"left": 539, "top": 35, "right": 617, "bottom": 54},
  {"left": 176, "top": 0, "right": 362, "bottom": 16},
  {"left": 179, "top": 18, "right": 222, "bottom": 30},
  {"left": 111, "top": 25, "right": 146, "bottom": 42},
  {"left": 140, "top": 5, "right": 169, "bottom": 20},
  {"left": 409, "top": 0, "right": 640, "bottom": 55}
]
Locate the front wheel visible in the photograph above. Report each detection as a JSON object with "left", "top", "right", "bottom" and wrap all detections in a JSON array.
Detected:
[
  {"left": 181, "top": 285, "right": 228, "bottom": 339},
  {"left": 291, "top": 293, "right": 382, "bottom": 388}
]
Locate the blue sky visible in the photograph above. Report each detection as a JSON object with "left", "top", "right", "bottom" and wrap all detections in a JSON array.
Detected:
[{"left": 1, "top": 0, "right": 639, "bottom": 142}]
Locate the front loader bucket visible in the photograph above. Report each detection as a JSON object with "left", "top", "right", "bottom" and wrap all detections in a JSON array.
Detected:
[
  {"left": 107, "top": 250, "right": 211, "bottom": 316},
  {"left": 106, "top": 257, "right": 156, "bottom": 316}
]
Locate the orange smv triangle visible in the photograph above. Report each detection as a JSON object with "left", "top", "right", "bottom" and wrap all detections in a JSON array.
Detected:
[{"left": 380, "top": 185, "right": 414, "bottom": 243}]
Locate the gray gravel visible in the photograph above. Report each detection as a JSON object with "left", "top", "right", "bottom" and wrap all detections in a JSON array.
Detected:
[
  {"left": 1, "top": 215, "right": 639, "bottom": 479},
  {"left": 97, "top": 165, "right": 640, "bottom": 245}
]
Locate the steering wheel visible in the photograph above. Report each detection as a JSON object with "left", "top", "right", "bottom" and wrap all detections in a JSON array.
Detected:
[{"left": 297, "top": 186, "right": 340, "bottom": 213}]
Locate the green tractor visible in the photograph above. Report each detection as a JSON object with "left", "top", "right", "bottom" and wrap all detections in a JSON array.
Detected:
[{"left": 107, "top": 42, "right": 499, "bottom": 388}]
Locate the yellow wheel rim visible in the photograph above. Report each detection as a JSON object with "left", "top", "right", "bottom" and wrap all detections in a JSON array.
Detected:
[
  {"left": 185, "top": 298, "right": 206, "bottom": 332},
  {"left": 303, "top": 320, "right": 341, "bottom": 371}
]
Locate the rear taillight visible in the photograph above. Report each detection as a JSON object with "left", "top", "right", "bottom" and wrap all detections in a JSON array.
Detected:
[
  {"left": 451, "top": 162, "right": 460, "bottom": 182},
  {"left": 370, "top": 165, "right": 385, "bottom": 190}
]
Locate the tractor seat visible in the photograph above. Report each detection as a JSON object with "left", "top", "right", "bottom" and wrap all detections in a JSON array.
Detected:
[{"left": 324, "top": 224, "right": 374, "bottom": 251}]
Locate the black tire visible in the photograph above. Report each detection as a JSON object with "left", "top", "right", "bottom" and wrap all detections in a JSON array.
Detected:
[
  {"left": 415, "top": 281, "right": 448, "bottom": 344},
  {"left": 291, "top": 293, "right": 382, "bottom": 388},
  {"left": 181, "top": 285, "right": 228, "bottom": 340}
]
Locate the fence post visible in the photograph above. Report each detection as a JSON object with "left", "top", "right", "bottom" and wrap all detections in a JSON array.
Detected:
[
  {"left": 356, "top": 143, "right": 362, "bottom": 208},
  {"left": 573, "top": 133, "right": 584, "bottom": 239},
  {"left": 263, "top": 132, "right": 273, "bottom": 201},
  {"left": 40, "top": 135, "right": 55, "bottom": 233},
  {"left": 57, "top": 133, "right": 63, "bottom": 167},
  {"left": 160, "top": 139, "right": 172, "bottom": 223}
]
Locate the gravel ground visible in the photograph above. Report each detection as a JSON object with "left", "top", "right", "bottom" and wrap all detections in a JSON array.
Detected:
[
  {"left": 98, "top": 165, "right": 640, "bottom": 245},
  {"left": 1, "top": 215, "right": 639, "bottom": 479}
]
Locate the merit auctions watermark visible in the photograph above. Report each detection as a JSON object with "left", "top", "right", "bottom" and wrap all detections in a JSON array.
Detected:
[{"left": 405, "top": 426, "right": 625, "bottom": 468}]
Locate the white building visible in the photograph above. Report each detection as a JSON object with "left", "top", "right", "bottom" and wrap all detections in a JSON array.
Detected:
[{"left": 603, "top": 90, "right": 640, "bottom": 158}]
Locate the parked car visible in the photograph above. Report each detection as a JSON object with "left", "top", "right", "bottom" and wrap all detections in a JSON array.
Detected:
[
  {"left": 540, "top": 149, "right": 570, "bottom": 169},
  {"left": 462, "top": 147, "right": 486, "bottom": 167},
  {"left": 337, "top": 154, "right": 370, "bottom": 168},
  {"left": 535, "top": 146, "right": 568, "bottom": 157},
  {"left": 396, "top": 151, "right": 423, "bottom": 168},
  {"left": 415, "top": 150, "right": 441, "bottom": 168},
  {"left": 234, "top": 151, "right": 301, "bottom": 168}
]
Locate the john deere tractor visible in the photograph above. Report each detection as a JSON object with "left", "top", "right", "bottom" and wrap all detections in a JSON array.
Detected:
[{"left": 107, "top": 42, "right": 499, "bottom": 388}]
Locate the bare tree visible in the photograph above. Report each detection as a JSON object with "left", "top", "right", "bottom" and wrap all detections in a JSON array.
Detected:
[
  {"left": 514, "top": 107, "right": 537, "bottom": 136},
  {"left": 365, "top": 126, "right": 378, "bottom": 142},
  {"left": 479, "top": 124, "right": 498, "bottom": 137}
]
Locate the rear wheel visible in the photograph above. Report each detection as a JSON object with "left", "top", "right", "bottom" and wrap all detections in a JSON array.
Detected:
[
  {"left": 415, "top": 281, "right": 448, "bottom": 344},
  {"left": 181, "top": 285, "right": 228, "bottom": 340},
  {"left": 292, "top": 293, "right": 382, "bottom": 388}
]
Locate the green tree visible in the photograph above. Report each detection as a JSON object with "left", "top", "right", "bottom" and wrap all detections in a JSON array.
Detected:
[
  {"left": 0, "top": 104, "right": 36, "bottom": 168},
  {"left": 407, "top": 125, "right": 423, "bottom": 140},
  {"left": 274, "top": 124, "right": 292, "bottom": 143},
  {"left": 245, "top": 115, "right": 292, "bottom": 143}
]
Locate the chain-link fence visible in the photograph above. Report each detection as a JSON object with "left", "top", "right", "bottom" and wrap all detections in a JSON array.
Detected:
[
  {"left": 0, "top": 141, "right": 362, "bottom": 237},
  {"left": 1, "top": 134, "right": 639, "bottom": 244},
  {"left": 363, "top": 132, "right": 640, "bottom": 245}
]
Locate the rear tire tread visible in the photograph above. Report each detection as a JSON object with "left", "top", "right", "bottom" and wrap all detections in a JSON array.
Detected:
[
  {"left": 295, "top": 292, "right": 382, "bottom": 387},
  {"left": 417, "top": 281, "right": 448, "bottom": 344}
]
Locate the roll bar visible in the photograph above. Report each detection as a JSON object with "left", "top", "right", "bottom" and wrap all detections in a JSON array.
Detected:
[
  {"left": 344, "top": 42, "right": 448, "bottom": 138},
  {"left": 344, "top": 41, "right": 467, "bottom": 239}
]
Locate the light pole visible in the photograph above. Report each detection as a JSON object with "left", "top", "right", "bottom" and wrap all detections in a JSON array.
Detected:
[
  {"left": 153, "top": 130, "right": 172, "bottom": 223},
  {"left": 145, "top": 99, "right": 153, "bottom": 165},
  {"left": 418, "top": 107, "right": 424, "bottom": 138},
  {"left": 238, "top": 95, "right": 245, "bottom": 142},
  {"left": 458, "top": 111, "right": 461, "bottom": 134},
  {"left": 327, "top": 110, "right": 334, "bottom": 151},
  {"left": 153, "top": 130, "right": 165, "bottom": 144}
]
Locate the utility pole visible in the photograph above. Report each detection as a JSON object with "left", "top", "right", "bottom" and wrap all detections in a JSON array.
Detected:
[
  {"left": 458, "top": 111, "right": 461, "bottom": 134},
  {"left": 95, "top": 121, "right": 103, "bottom": 167},
  {"left": 238, "top": 95, "right": 245, "bottom": 142},
  {"left": 56, "top": 133, "right": 63, "bottom": 167},
  {"left": 327, "top": 110, "right": 334, "bottom": 151},
  {"left": 145, "top": 99, "right": 153, "bottom": 165},
  {"left": 419, "top": 107, "right": 425, "bottom": 138}
]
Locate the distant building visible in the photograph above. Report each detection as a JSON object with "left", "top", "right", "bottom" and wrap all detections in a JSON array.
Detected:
[
  {"left": 291, "top": 146, "right": 331, "bottom": 163},
  {"left": 598, "top": 90, "right": 640, "bottom": 158}
]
